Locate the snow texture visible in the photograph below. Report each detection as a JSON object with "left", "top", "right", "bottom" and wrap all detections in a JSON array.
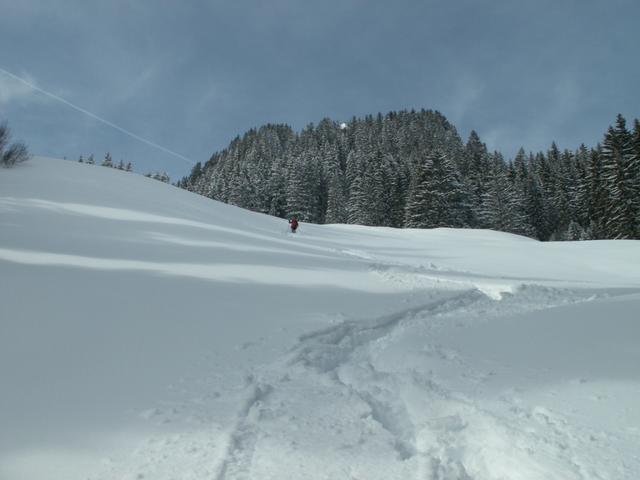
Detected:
[{"left": 1, "top": 157, "right": 639, "bottom": 479}]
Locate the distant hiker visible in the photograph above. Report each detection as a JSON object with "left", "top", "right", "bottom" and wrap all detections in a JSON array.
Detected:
[{"left": 289, "top": 216, "right": 299, "bottom": 233}]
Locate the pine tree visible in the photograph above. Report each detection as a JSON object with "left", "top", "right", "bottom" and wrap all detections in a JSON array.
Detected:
[
  {"left": 267, "top": 157, "right": 288, "bottom": 218},
  {"left": 564, "top": 220, "right": 586, "bottom": 241},
  {"left": 404, "top": 150, "right": 463, "bottom": 228},
  {"left": 513, "top": 149, "right": 537, "bottom": 235},
  {"left": 101, "top": 152, "right": 113, "bottom": 168},
  {"left": 187, "top": 162, "right": 202, "bottom": 188},
  {"left": 384, "top": 154, "right": 408, "bottom": 228},
  {"left": 601, "top": 114, "right": 636, "bottom": 238},
  {"left": 346, "top": 150, "right": 369, "bottom": 224},
  {"left": 529, "top": 151, "right": 556, "bottom": 240},
  {"left": 632, "top": 119, "right": 640, "bottom": 163},
  {"left": 480, "top": 155, "right": 533, "bottom": 236},
  {"left": 572, "top": 145, "right": 591, "bottom": 228},
  {"left": 361, "top": 150, "right": 391, "bottom": 226},
  {"left": 553, "top": 149, "right": 575, "bottom": 231},
  {"left": 320, "top": 140, "right": 346, "bottom": 223},
  {"left": 325, "top": 173, "right": 347, "bottom": 224},
  {"left": 582, "top": 146, "right": 601, "bottom": 236},
  {"left": 286, "top": 152, "right": 315, "bottom": 221},
  {"left": 520, "top": 153, "right": 546, "bottom": 240},
  {"left": 227, "top": 164, "right": 254, "bottom": 209},
  {"left": 404, "top": 153, "right": 433, "bottom": 228},
  {"left": 629, "top": 119, "right": 640, "bottom": 235},
  {"left": 462, "top": 131, "right": 491, "bottom": 226}
]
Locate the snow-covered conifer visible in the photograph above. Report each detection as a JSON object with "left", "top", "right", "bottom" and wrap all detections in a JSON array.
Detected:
[
  {"left": 601, "top": 114, "right": 636, "bottom": 238},
  {"left": 101, "top": 152, "right": 113, "bottom": 168}
]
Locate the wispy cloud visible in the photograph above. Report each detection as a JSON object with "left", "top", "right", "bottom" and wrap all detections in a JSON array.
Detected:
[
  {"left": 0, "top": 71, "right": 44, "bottom": 105},
  {"left": 111, "top": 64, "right": 163, "bottom": 105},
  {"left": 0, "top": 67, "right": 195, "bottom": 166},
  {"left": 447, "top": 75, "right": 485, "bottom": 123},
  {"left": 550, "top": 75, "right": 582, "bottom": 124},
  {"left": 1, "top": 1, "right": 637, "bottom": 177}
]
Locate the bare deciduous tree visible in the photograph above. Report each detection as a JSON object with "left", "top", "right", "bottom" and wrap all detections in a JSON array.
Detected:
[{"left": 0, "top": 121, "right": 30, "bottom": 167}]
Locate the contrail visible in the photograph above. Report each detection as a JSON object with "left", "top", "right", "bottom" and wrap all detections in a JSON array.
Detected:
[{"left": 0, "top": 67, "right": 196, "bottom": 166}]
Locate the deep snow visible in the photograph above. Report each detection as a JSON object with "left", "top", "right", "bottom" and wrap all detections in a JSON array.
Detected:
[{"left": 1, "top": 157, "right": 639, "bottom": 479}]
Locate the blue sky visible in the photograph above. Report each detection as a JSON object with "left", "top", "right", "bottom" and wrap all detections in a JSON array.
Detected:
[{"left": 1, "top": 0, "right": 638, "bottom": 180}]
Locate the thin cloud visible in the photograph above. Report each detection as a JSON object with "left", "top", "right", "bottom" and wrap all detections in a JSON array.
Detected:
[
  {"left": 0, "top": 71, "right": 45, "bottom": 105},
  {"left": 0, "top": 67, "right": 196, "bottom": 166},
  {"left": 447, "top": 75, "right": 485, "bottom": 123}
]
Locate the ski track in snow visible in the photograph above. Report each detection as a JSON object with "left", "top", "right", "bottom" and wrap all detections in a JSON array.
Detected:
[
  {"left": 91, "top": 257, "right": 635, "bottom": 480},
  {"left": 209, "top": 289, "right": 484, "bottom": 479},
  {"left": 70, "top": 239, "right": 638, "bottom": 480},
  {"left": 205, "top": 279, "right": 616, "bottom": 479},
  {"left": 214, "top": 381, "right": 273, "bottom": 480}
]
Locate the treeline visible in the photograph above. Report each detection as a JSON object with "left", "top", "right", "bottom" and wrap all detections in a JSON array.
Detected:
[
  {"left": 178, "top": 109, "right": 640, "bottom": 240},
  {"left": 79, "top": 152, "right": 170, "bottom": 183},
  {"left": 79, "top": 152, "right": 133, "bottom": 171}
]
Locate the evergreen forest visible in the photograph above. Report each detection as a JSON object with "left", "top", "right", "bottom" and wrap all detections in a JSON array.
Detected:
[{"left": 178, "top": 110, "right": 640, "bottom": 240}]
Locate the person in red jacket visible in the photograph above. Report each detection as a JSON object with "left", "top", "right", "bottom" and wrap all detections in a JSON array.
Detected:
[{"left": 289, "top": 216, "right": 299, "bottom": 233}]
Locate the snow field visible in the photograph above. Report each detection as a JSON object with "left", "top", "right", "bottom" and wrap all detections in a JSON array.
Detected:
[{"left": 1, "top": 158, "right": 639, "bottom": 479}]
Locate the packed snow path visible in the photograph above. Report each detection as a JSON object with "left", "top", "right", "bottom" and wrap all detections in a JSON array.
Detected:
[{"left": 1, "top": 158, "right": 639, "bottom": 480}]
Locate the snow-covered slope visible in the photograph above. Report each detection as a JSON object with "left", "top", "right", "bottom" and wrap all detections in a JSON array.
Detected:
[{"left": 1, "top": 157, "right": 639, "bottom": 480}]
